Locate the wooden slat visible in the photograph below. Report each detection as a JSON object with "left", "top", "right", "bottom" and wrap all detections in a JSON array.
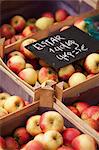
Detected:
[{"left": 83, "top": 0, "right": 99, "bottom": 9}]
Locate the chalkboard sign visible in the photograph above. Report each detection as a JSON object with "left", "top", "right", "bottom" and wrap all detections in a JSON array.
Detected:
[{"left": 26, "top": 26, "right": 99, "bottom": 69}]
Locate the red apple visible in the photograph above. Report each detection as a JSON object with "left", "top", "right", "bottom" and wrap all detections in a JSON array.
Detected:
[
  {"left": 74, "top": 102, "right": 90, "bottom": 115},
  {"left": 20, "top": 38, "right": 36, "bottom": 59},
  {"left": 55, "top": 9, "right": 68, "bottom": 22},
  {"left": 42, "top": 12, "right": 54, "bottom": 19},
  {"left": 1, "top": 24, "right": 15, "bottom": 39},
  {"left": 67, "top": 106, "right": 80, "bottom": 117},
  {"left": 84, "top": 53, "right": 99, "bottom": 74},
  {"left": 8, "top": 51, "right": 25, "bottom": 59},
  {"left": 72, "top": 134, "right": 96, "bottom": 150},
  {"left": 62, "top": 128, "right": 81, "bottom": 145},
  {"left": 0, "top": 136, "right": 7, "bottom": 150},
  {"left": 58, "top": 145, "right": 74, "bottom": 150},
  {"left": 38, "top": 67, "right": 58, "bottom": 84},
  {"left": 7, "top": 55, "right": 26, "bottom": 74},
  {"left": 68, "top": 72, "right": 86, "bottom": 87},
  {"left": 87, "top": 74, "right": 94, "bottom": 79},
  {"left": 22, "top": 25, "right": 37, "bottom": 37},
  {"left": 4, "top": 39, "right": 11, "bottom": 46},
  {"left": 84, "top": 118, "right": 99, "bottom": 131},
  {"left": 14, "top": 127, "right": 31, "bottom": 145},
  {"left": 81, "top": 106, "right": 99, "bottom": 120},
  {"left": 26, "top": 115, "right": 42, "bottom": 136},
  {"left": 58, "top": 65, "right": 75, "bottom": 80},
  {"left": 5, "top": 137, "right": 19, "bottom": 150},
  {"left": 43, "top": 130, "right": 63, "bottom": 150},
  {"left": 15, "top": 34, "right": 24, "bottom": 41},
  {"left": 40, "top": 111, "right": 64, "bottom": 133},
  {"left": 10, "top": 35, "right": 16, "bottom": 43},
  {"left": 24, "top": 100, "right": 30, "bottom": 106},
  {"left": 18, "top": 68, "right": 37, "bottom": 85},
  {"left": 11, "top": 15, "right": 26, "bottom": 32},
  {"left": 22, "top": 140, "right": 44, "bottom": 150}
]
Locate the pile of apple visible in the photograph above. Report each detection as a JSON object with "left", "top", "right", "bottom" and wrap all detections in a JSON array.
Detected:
[
  {"left": 0, "top": 111, "right": 97, "bottom": 150},
  {"left": 0, "top": 9, "right": 69, "bottom": 46},
  {"left": 5, "top": 38, "right": 99, "bottom": 89},
  {"left": 0, "top": 92, "right": 29, "bottom": 118},
  {"left": 67, "top": 101, "right": 99, "bottom": 131}
]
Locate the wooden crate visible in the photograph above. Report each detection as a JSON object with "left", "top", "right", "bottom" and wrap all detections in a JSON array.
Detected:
[
  {"left": 1, "top": 100, "right": 99, "bottom": 148},
  {"left": 0, "top": 65, "right": 40, "bottom": 135},
  {"left": 54, "top": 85, "right": 99, "bottom": 145}
]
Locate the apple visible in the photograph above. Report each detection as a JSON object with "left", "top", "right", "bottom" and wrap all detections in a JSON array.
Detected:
[
  {"left": 74, "top": 102, "right": 90, "bottom": 115},
  {"left": 24, "top": 101, "right": 30, "bottom": 106},
  {"left": 81, "top": 106, "right": 99, "bottom": 120},
  {"left": 39, "top": 59, "right": 49, "bottom": 67},
  {"left": 84, "top": 118, "right": 99, "bottom": 131},
  {"left": 72, "top": 134, "right": 96, "bottom": 150},
  {"left": 10, "top": 15, "right": 26, "bottom": 32},
  {"left": 26, "top": 115, "right": 42, "bottom": 136},
  {"left": 20, "top": 38, "right": 36, "bottom": 59},
  {"left": 0, "top": 92, "right": 11, "bottom": 107},
  {"left": 55, "top": 9, "right": 68, "bottom": 22},
  {"left": 22, "top": 140, "right": 44, "bottom": 150},
  {"left": 0, "top": 136, "right": 7, "bottom": 150},
  {"left": 84, "top": 53, "right": 99, "bottom": 74},
  {"left": 42, "top": 12, "right": 54, "bottom": 19},
  {"left": 67, "top": 106, "right": 80, "bottom": 117},
  {"left": 35, "top": 17, "right": 54, "bottom": 30},
  {"left": 91, "top": 111, "right": 99, "bottom": 121},
  {"left": 5, "top": 137, "right": 19, "bottom": 150},
  {"left": 87, "top": 74, "right": 94, "bottom": 79},
  {"left": 40, "top": 111, "right": 64, "bottom": 132},
  {"left": 38, "top": 67, "right": 58, "bottom": 84},
  {"left": 18, "top": 68, "right": 37, "bottom": 85},
  {"left": 43, "top": 130, "right": 63, "bottom": 150},
  {"left": 4, "top": 96, "right": 25, "bottom": 113},
  {"left": 14, "top": 127, "right": 30, "bottom": 145},
  {"left": 62, "top": 128, "right": 81, "bottom": 145},
  {"left": 25, "top": 63, "right": 33, "bottom": 68},
  {"left": 58, "top": 65, "right": 75, "bottom": 80},
  {"left": 22, "top": 25, "right": 37, "bottom": 37},
  {"left": 4, "top": 39, "right": 11, "bottom": 46},
  {"left": 26, "top": 18, "right": 36, "bottom": 26},
  {"left": 8, "top": 51, "right": 25, "bottom": 59},
  {"left": 10, "top": 35, "right": 16, "bottom": 43},
  {"left": 0, "top": 24, "right": 15, "bottom": 39},
  {"left": 15, "top": 34, "right": 24, "bottom": 41},
  {"left": 7, "top": 55, "right": 26, "bottom": 74},
  {"left": 68, "top": 72, "right": 86, "bottom": 87},
  {"left": 33, "top": 133, "right": 44, "bottom": 147},
  {"left": 63, "top": 82, "right": 69, "bottom": 89},
  {"left": 0, "top": 107, "right": 8, "bottom": 118},
  {"left": 74, "top": 18, "right": 87, "bottom": 32},
  {"left": 57, "top": 145, "right": 74, "bottom": 150},
  {"left": 60, "top": 26, "right": 69, "bottom": 32}
]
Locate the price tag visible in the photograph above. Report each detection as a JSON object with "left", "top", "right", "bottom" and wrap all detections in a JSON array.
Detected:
[{"left": 26, "top": 26, "right": 99, "bottom": 69}]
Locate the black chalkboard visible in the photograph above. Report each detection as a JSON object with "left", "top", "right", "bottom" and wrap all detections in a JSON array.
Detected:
[{"left": 26, "top": 26, "right": 99, "bottom": 69}]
